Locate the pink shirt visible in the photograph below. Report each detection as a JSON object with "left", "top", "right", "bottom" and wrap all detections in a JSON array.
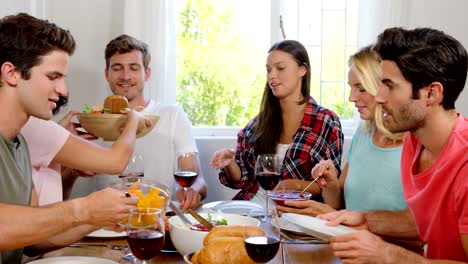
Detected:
[
  {"left": 21, "top": 117, "right": 70, "bottom": 205},
  {"left": 401, "top": 114, "right": 468, "bottom": 261}
]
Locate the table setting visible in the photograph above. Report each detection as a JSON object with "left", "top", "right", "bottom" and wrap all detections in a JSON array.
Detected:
[
  {"left": 35, "top": 156, "right": 342, "bottom": 263},
  {"left": 39, "top": 196, "right": 341, "bottom": 263}
]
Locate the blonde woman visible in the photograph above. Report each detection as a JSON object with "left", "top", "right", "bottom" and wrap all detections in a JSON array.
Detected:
[{"left": 277, "top": 46, "right": 406, "bottom": 215}]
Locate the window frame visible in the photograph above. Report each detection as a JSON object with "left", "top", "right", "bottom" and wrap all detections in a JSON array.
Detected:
[{"left": 185, "top": 0, "right": 358, "bottom": 138}]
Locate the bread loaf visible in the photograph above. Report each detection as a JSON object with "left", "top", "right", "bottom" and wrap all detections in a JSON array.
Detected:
[
  {"left": 103, "top": 95, "right": 128, "bottom": 114},
  {"left": 203, "top": 225, "right": 265, "bottom": 246},
  {"left": 191, "top": 225, "right": 265, "bottom": 264}
]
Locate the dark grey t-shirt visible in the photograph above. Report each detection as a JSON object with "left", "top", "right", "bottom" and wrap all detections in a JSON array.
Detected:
[{"left": 0, "top": 133, "right": 32, "bottom": 263}]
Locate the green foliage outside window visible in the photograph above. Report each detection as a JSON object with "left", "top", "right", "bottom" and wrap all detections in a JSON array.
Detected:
[
  {"left": 176, "top": 0, "right": 263, "bottom": 126},
  {"left": 176, "top": 0, "right": 355, "bottom": 126}
]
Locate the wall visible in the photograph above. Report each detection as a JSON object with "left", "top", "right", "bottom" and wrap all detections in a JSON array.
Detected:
[
  {"left": 43, "top": 0, "right": 126, "bottom": 114},
  {"left": 358, "top": 0, "right": 468, "bottom": 114},
  {"left": 406, "top": 0, "right": 468, "bottom": 113}
]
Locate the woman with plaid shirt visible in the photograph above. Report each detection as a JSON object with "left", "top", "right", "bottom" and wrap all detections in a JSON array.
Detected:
[{"left": 210, "top": 40, "right": 344, "bottom": 201}]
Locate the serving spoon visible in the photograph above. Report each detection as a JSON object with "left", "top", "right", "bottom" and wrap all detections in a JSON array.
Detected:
[{"left": 187, "top": 209, "right": 214, "bottom": 231}]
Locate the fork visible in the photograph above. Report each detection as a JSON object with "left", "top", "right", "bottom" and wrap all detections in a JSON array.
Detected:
[{"left": 70, "top": 242, "right": 126, "bottom": 250}]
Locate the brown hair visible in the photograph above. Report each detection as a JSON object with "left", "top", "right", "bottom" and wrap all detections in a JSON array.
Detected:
[
  {"left": 105, "top": 34, "right": 151, "bottom": 69},
  {"left": 0, "top": 13, "right": 75, "bottom": 86},
  {"left": 374, "top": 27, "right": 467, "bottom": 110},
  {"left": 252, "top": 40, "right": 311, "bottom": 155}
]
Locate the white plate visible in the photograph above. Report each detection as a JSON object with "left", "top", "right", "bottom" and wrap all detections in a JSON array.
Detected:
[
  {"left": 282, "top": 213, "right": 356, "bottom": 241},
  {"left": 86, "top": 229, "right": 127, "bottom": 238},
  {"left": 28, "top": 256, "right": 118, "bottom": 264},
  {"left": 201, "top": 200, "right": 263, "bottom": 215},
  {"left": 273, "top": 217, "right": 308, "bottom": 235}
]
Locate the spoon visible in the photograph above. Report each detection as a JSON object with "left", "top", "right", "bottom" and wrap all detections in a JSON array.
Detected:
[
  {"left": 299, "top": 176, "right": 320, "bottom": 195},
  {"left": 187, "top": 209, "right": 214, "bottom": 231},
  {"left": 300, "top": 164, "right": 329, "bottom": 194}
]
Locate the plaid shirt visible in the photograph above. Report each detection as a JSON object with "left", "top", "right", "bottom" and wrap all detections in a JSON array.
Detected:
[{"left": 219, "top": 97, "right": 344, "bottom": 200}]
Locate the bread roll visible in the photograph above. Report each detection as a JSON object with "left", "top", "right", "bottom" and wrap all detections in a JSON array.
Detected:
[
  {"left": 203, "top": 225, "right": 265, "bottom": 246},
  {"left": 191, "top": 250, "right": 201, "bottom": 264},
  {"left": 191, "top": 225, "right": 265, "bottom": 264},
  {"left": 200, "top": 237, "right": 255, "bottom": 264},
  {"left": 103, "top": 95, "right": 128, "bottom": 114}
]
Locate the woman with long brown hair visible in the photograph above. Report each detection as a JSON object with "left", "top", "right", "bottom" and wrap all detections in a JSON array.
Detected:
[{"left": 210, "top": 40, "right": 343, "bottom": 201}]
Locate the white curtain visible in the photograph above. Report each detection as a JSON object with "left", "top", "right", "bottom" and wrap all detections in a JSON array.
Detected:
[
  {"left": 1, "top": 0, "right": 45, "bottom": 18},
  {"left": 122, "top": 0, "right": 177, "bottom": 104},
  {"left": 357, "top": 0, "right": 410, "bottom": 47}
]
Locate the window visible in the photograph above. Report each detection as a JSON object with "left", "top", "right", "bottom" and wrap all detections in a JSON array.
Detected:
[{"left": 176, "top": 0, "right": 358, "bottom": 136}]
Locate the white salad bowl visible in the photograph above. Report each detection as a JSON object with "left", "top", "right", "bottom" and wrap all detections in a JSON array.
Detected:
[{"left": 168, "top": 213, "right": 260, "bottom": 256}]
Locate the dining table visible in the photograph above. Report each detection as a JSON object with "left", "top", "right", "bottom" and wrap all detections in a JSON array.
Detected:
[{"left": 41, "top": 217, "right": 341, "bottom": 264}]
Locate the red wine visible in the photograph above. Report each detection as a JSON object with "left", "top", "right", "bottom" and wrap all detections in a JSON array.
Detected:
[
  {"left": 244, "top": 236, "right": 280, "bottom": 263},
  {"left": 127, "top": 230, "right": 164, "bottom": 260},
  {"left": 256, "top": 172, "right": 281, "bottom": 190},
  {"left": 174, "top": 171, "right": 198, "bottom": 187},
  {"left": 268, "top": 190, "right": 312, "bottom": 206}
]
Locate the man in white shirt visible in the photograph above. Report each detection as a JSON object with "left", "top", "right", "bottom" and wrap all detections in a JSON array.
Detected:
[{"left": 98, "top": 34, "right": 207, "bottom": 210}]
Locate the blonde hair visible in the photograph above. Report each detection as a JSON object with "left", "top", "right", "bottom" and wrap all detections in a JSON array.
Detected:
[{"left": 349, "top": 46, "right": 404, "bottom": 141}]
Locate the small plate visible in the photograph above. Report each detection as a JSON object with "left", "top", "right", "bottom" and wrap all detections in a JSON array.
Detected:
[
  {"left": 282, "top": 213, "right": 356, "bottom": 241},
  {"left": 86, "top": 229, "right": 127, "bottom": 238},
  {"left": 272, "top": 217, "right": 308, "bottom": 235},
  {"left": 201, "top": 200, "right": 263, "bottom": 215},
  {"left": 28, "top": 256, "right": 118, "bottom": 264}
]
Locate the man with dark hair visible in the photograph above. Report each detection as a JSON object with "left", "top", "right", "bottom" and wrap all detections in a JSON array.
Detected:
[
  {"left": 319, "top": 27, "right": 468, "bottom": 262},
  {"left": 86, "top": 34, "right": 206, "bottom": 210},
  {"left": 0, "top": 13, "right": 138, "bottom": 263}
]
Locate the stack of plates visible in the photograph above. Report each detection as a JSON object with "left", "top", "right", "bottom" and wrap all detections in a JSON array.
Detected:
[{"left": 281, "top": 213, "right": 356, "bottom": 241}]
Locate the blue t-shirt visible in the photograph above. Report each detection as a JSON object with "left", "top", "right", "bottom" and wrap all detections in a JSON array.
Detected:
[{"left": 344, "top": 124, "right": 406, "bottom": 211}]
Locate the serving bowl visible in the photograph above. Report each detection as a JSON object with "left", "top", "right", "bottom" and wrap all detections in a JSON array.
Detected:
[
  {"left": 111, "top": 177, "right": 171, "bottom": 215},
  {"left": 78, "top": 113, "right": 159, "bottom": 141},
  {"left": 268, "top": 190, "right": 312, "bottom": 206},
  {"left": 169, "top": 213, "right": 260, "bottom": 256}
]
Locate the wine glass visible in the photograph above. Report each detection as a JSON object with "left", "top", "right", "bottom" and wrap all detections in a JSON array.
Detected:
[
  {"left": 174, "top": 152, "right": 200, "bottom": 192},
  {"left": 255, "top": 154, "right": 281, "bottom": 221},
  {"left": 244, "top": 211, "right": 281, "bottom": 263},
  {"left": 125, "top": 208, "right": 165, "bottom": 263},
  {"left": 120, "top": 153, "right": 144, "bottom": 178}
]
